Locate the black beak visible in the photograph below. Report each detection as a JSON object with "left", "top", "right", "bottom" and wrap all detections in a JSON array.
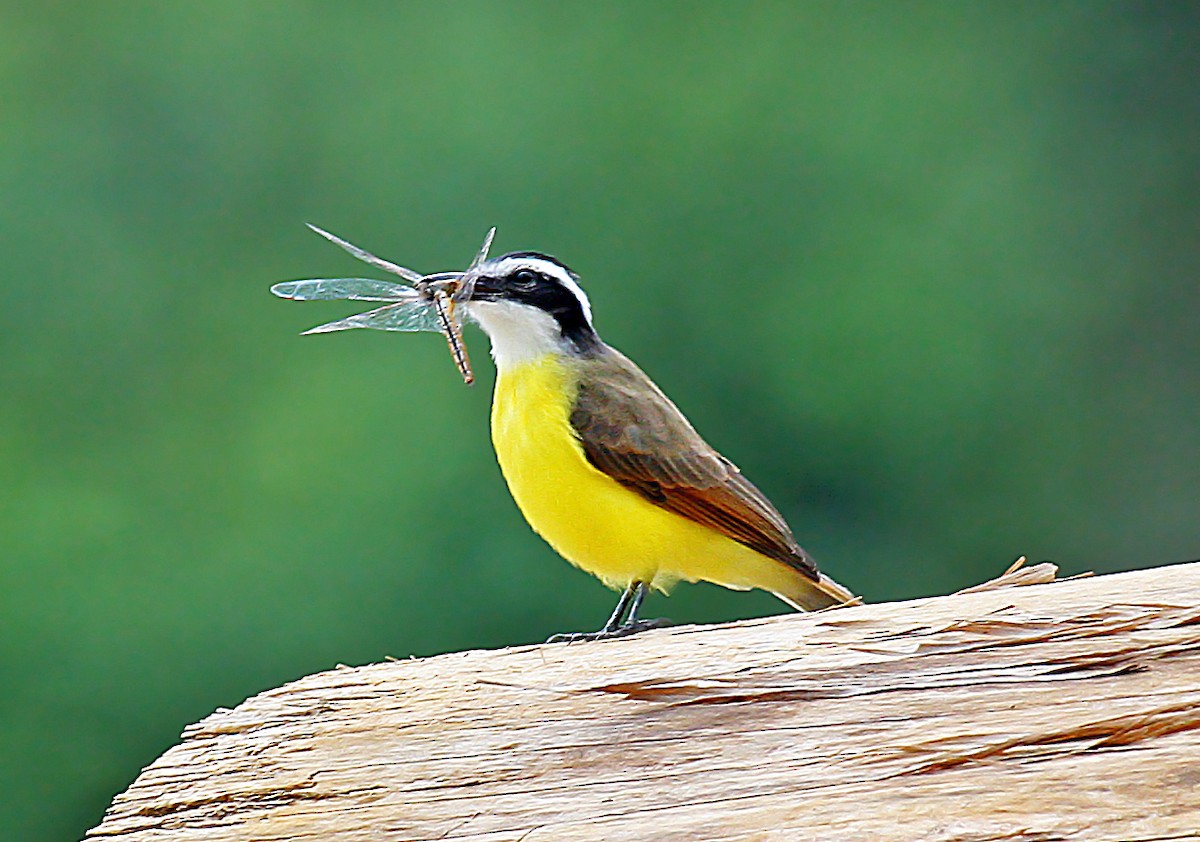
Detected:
[{"left": 456, "top": 272, "right": 504, "bottom": 302}]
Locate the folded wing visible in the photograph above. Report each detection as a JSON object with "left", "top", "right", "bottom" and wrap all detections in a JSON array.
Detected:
[{"left": 569, "top": 347, "right": 818, "bottom": 581}]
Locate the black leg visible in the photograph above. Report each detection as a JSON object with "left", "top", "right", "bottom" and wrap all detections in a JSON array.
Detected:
[
  {"left": 614, "top": 581, "right": 673, "bottom": 636},
  {"left": 600, "top": 583, "right": 638, "bottom": 632},
  {"left": 626, "top": 581, "right": 648, "bottom": 623},
  {"left": 547, "top": 581, "right": 673, "bottom": 643}
]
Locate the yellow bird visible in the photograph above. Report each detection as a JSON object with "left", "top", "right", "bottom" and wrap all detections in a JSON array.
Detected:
[{"left": 459, "top": 251, "right": 855, "bottom": 641}]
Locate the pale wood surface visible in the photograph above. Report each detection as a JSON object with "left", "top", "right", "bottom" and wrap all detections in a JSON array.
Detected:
[{"left": 87, "top": 563, "right": 1200, "bottom": 841}]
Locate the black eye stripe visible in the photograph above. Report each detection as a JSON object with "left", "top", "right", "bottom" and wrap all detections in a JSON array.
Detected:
[
  {"left": 503, "top": 270, "right": 599, "bottom": 354},
  {"left": 471, "top": 253, "right": 600, "bottom": 355}
]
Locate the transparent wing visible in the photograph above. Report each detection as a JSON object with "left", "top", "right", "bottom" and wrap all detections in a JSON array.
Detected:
[
  {"left": 454, "top": 226, "right": 497, "bottom": 303},
  {"left": 301, "top": 300, "right": 443, "bottom": 334},
  {"left": 469, "top": 227, "right": 497, "bottom": 272},
  {"left": 306, "top": 224, "right": 423, "bottom": 282},
  {"left": 271, "top": 278, "right": 415, "bottom": 302}
]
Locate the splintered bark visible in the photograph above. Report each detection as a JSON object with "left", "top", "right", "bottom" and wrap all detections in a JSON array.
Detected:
[{"left": 87, "top": 562, "right": 1200, "bottom": 841}]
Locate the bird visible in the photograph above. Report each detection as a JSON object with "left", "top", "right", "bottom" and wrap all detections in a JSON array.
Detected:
[{"left": 457, "top": 250, "right": 856, "bottom": 641}]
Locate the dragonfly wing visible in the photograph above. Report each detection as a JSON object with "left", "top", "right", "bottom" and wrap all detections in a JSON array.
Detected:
[
  {"left": 469, "top": 227, "right": 497, "bottom": 272},
  {"left": 301, "top": 301, "right": 443, "bottom": 334},
  {"left": 306, "top": 224, "right": 423, "bottom": 282},
  {"left": 455, "top": 226, "right": 497, "bottom": 303},
  {"left": 271, "top": 278, "right": 415, "bottom": 302}
]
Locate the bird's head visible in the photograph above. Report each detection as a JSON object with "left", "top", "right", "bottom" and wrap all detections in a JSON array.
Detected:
[{"left": 461, "top": 252, "right": 600, "bottom": 367}]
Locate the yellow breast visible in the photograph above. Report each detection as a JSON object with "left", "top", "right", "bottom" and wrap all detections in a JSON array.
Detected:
[{"left": 490, "top": 354, "right": 796, "bottom": 595}]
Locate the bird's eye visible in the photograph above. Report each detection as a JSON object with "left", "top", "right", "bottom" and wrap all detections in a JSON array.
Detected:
[{"left": 512, "top": 269, "right": 539, "bottom": 288}]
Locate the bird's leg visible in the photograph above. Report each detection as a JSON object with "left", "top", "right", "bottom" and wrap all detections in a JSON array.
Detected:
[
  {"left": 617, "top": 581, "right": 673, "bottom": 636},
  {"left": 601, "top": 582, "right": 639, "bottom": 631},
  {"left": 547, "top": 582, "right": 638, "bottom": 643},
  {"left": 547, "top": 581, "right": 673, "bottom": 644}
]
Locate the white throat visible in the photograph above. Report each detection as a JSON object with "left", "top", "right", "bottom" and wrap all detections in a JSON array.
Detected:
[{"left": 466, "top": 300, "right": 568, "bottom": 370}]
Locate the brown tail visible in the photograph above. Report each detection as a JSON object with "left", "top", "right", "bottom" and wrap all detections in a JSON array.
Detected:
[{"left": 773, "top": 571, "right": 859, "bottom": 611}]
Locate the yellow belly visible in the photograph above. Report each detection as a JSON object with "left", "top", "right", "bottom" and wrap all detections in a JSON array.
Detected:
[{"left": 490, "top": 355, "right": 801, "bottom": 595}]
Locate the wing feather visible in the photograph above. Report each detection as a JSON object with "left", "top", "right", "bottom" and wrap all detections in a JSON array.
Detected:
[{"left": 569, "top": 348, "right": 818, "bottom": 580}]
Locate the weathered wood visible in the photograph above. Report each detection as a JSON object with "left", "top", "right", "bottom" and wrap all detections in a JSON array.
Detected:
[{"left": 87, "top": 563, "right": 1200, "bottom": 841}]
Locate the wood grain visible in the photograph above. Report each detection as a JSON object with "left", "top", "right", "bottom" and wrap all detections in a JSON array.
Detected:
[{"left": 86, "top": 563, "right": 1200, "bottom": 841}]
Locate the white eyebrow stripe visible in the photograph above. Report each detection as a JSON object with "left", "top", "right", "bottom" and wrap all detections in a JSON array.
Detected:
[{"left": 485, "top": 256, "right": 593, "bottom": 326}]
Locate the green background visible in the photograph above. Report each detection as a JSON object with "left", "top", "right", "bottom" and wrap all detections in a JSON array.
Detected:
[{"left": 2, "top": 3, "right": 1197, "bottom": 838}]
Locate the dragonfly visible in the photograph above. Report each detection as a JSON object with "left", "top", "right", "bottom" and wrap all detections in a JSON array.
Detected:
[{"left": 270, "top": 225, "right": 497, "bottom": 384}]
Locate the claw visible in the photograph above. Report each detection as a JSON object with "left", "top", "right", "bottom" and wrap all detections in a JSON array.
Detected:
[
  {"left": 546, "top": 617, "right": 673, "bottom": 644},
  {"left": 546, "top": 581, "right": 672, "bottom": 643}
]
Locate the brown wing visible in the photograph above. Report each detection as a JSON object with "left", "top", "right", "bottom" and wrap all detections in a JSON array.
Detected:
[{"left": 569, "top": 347, "right": 818, "bottom": 581}]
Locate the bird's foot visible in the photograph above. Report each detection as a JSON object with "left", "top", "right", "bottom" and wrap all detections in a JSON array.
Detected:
[{"left": 547, "top": 617, "right": 673, "bottom": 644}]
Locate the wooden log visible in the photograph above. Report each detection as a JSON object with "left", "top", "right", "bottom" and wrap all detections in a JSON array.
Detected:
[{"left": 86, "top": 562, "right": 1200, "bottom": 841}]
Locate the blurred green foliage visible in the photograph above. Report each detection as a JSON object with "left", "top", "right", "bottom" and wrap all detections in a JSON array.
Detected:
[{"left": 1, "top": 2, "right": 1198, "bottom": 838}]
